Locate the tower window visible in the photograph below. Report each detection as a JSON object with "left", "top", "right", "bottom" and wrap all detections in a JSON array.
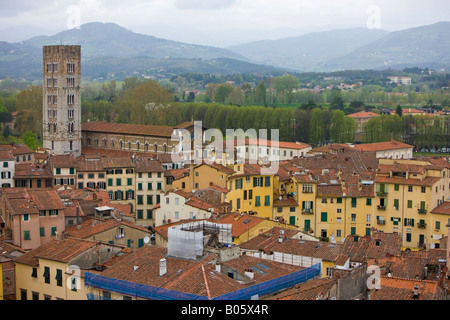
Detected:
[
  {"left": 67, "top": 63, "right": 75, "bottom": 74},
  {"left": 68, "top": 94, "right": 74, "bottom": 105},
  {"left": 67, "top": 77, "right": 75, "bottom": 88},
  {"left": 69, "top": 141, "right": 73, "bottom": 151}
]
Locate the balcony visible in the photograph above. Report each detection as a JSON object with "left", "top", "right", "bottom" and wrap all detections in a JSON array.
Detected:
[
  {"left": 376, "top": 191, "right": 388, "bottom": 197},
  {"left": 377, "top": 205, "right": 386, "bottom": 211},
  {"left": 302, "top": 209, "right": 314, "bottom": 215},
  {"left": 377, "top": 219, "right": 386, "bottom": 225},
  {"left": 417, "top": 222, "right": 427, "bottom": 229},
  {"left": 418, "top": 209, "right": 427, "bottom": 214}
]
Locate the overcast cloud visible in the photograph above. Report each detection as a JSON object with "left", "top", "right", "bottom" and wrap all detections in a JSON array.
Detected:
[{"left": 0, "top": 0, "right": 449, "bottom": 46}]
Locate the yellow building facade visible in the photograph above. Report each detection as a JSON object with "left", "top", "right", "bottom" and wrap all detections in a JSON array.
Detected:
[
  {"left": 14, "top": 238, "right": 125, "bottom": 300},
  {"left": 374, "top": 158, "right": 450, "bottom": 249},
  {"left": 226, "top": 163, "right": 275, "bottom": 219}
]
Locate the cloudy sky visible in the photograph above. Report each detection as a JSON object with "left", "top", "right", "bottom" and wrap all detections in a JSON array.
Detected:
[{"left": 0, "top": 0, "right": 449, "bottom": 47}]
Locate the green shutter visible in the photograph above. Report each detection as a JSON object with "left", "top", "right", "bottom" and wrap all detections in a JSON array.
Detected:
[
  {"left": 40, "top": 227, "right": 45, "bottom": 237},
  {"left": 255, "top": 196, "right": 261, "bottom": 207},
  {"left": 265, "top": 195, "right": 270, "bottom": 206},
  {"left": 253, "top": 177, "right": 257, "bottom": 187},
  {"left": 321, "top": 212, "right": 327, "bottom": 222},
  {"left": 265, "top": 177, "right": 270, "bottom": 187}
]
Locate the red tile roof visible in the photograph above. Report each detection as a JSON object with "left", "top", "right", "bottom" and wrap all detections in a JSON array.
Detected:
[
  {"left": 13, "top": 238, "right": 99, "bottom": 266},
  {"left": 369, "top": 277, "right": 440, "bottom": 300},
  {"left": 82, "top": 121, "right": 176, "bottom": 138},
  {"left": 353, "top": 140, "right": 413, "bottom": 152}
]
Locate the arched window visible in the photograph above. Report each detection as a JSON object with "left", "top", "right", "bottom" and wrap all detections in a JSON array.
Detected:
[
  {"left": 136, "top": 141, "right": 140, "bottom": 151},
  {"left": 145, "top": 143, "right": 149, "bottom": 151},
  {"left": 154, "top": 143, "right": 158, "bottom": 153},
  {"left": 119, "top": 140, "right": 123, "bottom": 149},
  {"left": 128, "top": 141, "right": 132, "bottom": 150}
]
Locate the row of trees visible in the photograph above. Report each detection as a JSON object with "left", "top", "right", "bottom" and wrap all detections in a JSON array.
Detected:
[{"left": 362, "top": 114, "right": 450, "bottom": 149}]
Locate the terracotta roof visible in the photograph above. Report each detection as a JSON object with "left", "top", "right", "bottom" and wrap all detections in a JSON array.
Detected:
[
  {"left": 50, "top": 154, "right": 77, "bottom": 168},
  {"left": 76, "top": 159, "right": 105, "bottom": 172},
  {"left": 82, "top": 121, "right": 176, "bottom": 138},
  {"left": 92, "top": 245, "right": 305, "bottom": 299},
  {"left": 0, "top": 149, "right": 14, "bottom": 160},
  {"left": 13, "top": 238, "right": 99, "bottom": 266},
  {"left": 374, "top": 175, "right": 441, "bottom": 187},
  {"left": 240, "top": 227, "right": 341, "bottom": 262},
  {"left": 214, "top": 214, "right": 268, "bottom": 237},
  {"left": 430, "top": 201, "right": 450, "bottom": 215},
  {"left": 165, "top": 168, "right": 189, "bottom": 179},
  {"left": 369, "top": 277, "right": 440, "bottom": 300},
  {"left": 134, "top": 158, "right": 164, "bottom": 173},
  {"left": 234, "top": 138, "right": 310, "bottom": 150},
  {"left": 102, "top": 157, "right": 135, "bottom": 169},
  {"left": 14, "top": 163, "right": 52, "bottom": 177},
  {"left": 341, "top": 232, "right": 402, "bottom": 262},
  {"left": 0, "top": 143, "right": 33, "bottom": 155},
  {"left": 273, "top": 197, "right": 299, "bottom": 207},
  {"left": 267, "top": 277, "right": 337, "bottom": 300},
  {"left": 347, "top": 111, "right": 379, "bottom": 118},
  {"left": 3, "top": 188, "right": 65, "bottom": 214},
  {"left": 353, "top": 140, "right": 414, "bottom": 152},
  {"left": 64, "top": 218, "right": 149, "bottom": 239}
]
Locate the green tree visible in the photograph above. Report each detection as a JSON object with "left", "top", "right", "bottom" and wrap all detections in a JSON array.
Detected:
[
  {"left": 255, "top": 81, "right": 267, "bottom": 106},
  {"left": 22, "top": 131, "right": 38, "bottom": 150},
  {"left": 309, "top": 108, "right": 324, "bottom": 147}
]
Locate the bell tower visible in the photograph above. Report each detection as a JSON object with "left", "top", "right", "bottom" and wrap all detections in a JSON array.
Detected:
[{"left": 42, "top": 45, "right": 81, "bottom": 157}]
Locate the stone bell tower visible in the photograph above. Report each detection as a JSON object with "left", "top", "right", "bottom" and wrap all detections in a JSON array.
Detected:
[{"left": 42, "top": 45, "right": 81, "bottom": 157}]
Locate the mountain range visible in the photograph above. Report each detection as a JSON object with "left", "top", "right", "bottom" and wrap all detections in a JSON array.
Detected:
[{"left": 0, "top": 21, "right": 449, "bottom": 81}]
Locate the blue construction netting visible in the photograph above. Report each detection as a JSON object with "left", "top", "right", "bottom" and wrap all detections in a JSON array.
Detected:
[{"left": 85, "top": 263, "right": 321, "bottom": 300}]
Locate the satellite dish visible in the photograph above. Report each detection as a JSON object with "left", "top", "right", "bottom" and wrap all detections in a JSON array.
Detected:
[{"left": 144, "top": 236, "right": 150, "bottom": 244}]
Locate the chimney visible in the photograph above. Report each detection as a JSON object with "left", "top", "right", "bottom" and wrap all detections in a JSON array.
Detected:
[
  {"left": 76, "top": 205, "right": 81, "bottom": 230},
  {"left": 244, "top": 268, "right": 254, "bottom": 280},
  {"left": 159, "top": 258, "right": 167, "bottom": 277},
  {"left": 215, "top": 262, "right": 221, "bottom": 273}
]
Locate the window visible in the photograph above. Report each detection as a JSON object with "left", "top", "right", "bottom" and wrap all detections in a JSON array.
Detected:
[
  {"left": 67, "top": 77, "right": 75, "bottom": 87},
  {"left": 32, "top": 292, "right": 39, "bottom": 300},
  {"left": 336, "top": 230, "right": 342, "bottom": 238},
  {"left": 116, "top": 179, "right": 122, "bottom": 186},
  {"left": 394, "top": 199, "right": 399, "bottom": 209},
  {"left": 56, "top": 269, "right": 63, "bottom": 287},
  {"left": 40, "top": 227, "right": 45, "bottom": 237},
  {"left": 351, "top": 198, "right": 357, "bottom": 208},
  {"left": 321, "top": 212, "right": 327, "bottom": 222},
  {"left": 394, "top": 184, "right": 399, "bottom": 191},
  {"left": 351, "top": 214, "right": 356, "bottom": 222},
  {"left": 253, "top": 177, "right": 263, "bottom": 187},
  {"left": 137, "top": 210, "right": 144, "bottom": 219},
  {"left": 408, "top": 185, "right": 413, "bottom": 192},
  {"left": 51, "top": 226, "right": 57, "bottom": 236},
  {"left": 137, "top": 195, "right": 143, "bottom": 205},
  {"left": 108, "top": 179, "right": 113, "bottom": 187},
  {"left": 24, "top": 231, "right": 30, "bottom": 240},
  {"left": 302, "top": 184, "right": 313, "bottom": 193},
  {"left": 255, "top": 196, "right": 261, "bottom": 207},
  {"left": 157, "top": 182, "right": 162, "bottom": 190},
  {"left": 147, "top": 210, "right": 153, "bottom": 219},
  {"left": 68, "top": 94, "right": 74, "bottom": 105},
  {"left": 20, "top": 289, "right": 27, "bottom": 300},
  {"left": 436, "top": 221, "right": 441, "bottom": 230},
  {"left": 407, "top": 200, "right": 412, "bottom": 208},
  {"left": 56, "top": 168, "right": 61, "bottom": 175},
  {"left": 127, "top": 178, "right": 132, "bottom": 186},
  {"left": 351, "top": 227, "right": 356, "bottom": 235},
  {"left": 31, "top": 267, "right": 38, "bottom": 278},
  {"left": 68, "top": 109, "right": 74, "bottom": 119},
  {"left": 138, "top": 183, "right": 143, "bottom": 191},
  {"left": 337, "top": 198, "right": 342, "bottom": 204},
  {"left": 366, "top": 214, "right": 371, "bottom": 223},
  {"left": 366, "top": 198, "right": 372, "bottom": 206},
  {"left": 43, "top": 267, "right": 50, "bottom": 284},
  {"left": 264, "top": 195, "right": 270, "bottom": 206},
  {"left": 23, "top": 214, "right": 29, "bottom": 221},
  {"left": 265, "top": 176, "right": 271, "bottom": 187},
  {"left": 67, "top": 63, "right": 75, "bottom": 73},
  {"left": 148, "top": 183, "right": 152, "bottom": 190}
]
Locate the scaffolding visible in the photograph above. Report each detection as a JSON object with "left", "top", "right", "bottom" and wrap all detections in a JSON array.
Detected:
[
  {"left": 84, "top": 263, "right": 321, "bottom": 300},
  {"left": 167, "top": 221, "right": 233, "bottom": 260}
]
